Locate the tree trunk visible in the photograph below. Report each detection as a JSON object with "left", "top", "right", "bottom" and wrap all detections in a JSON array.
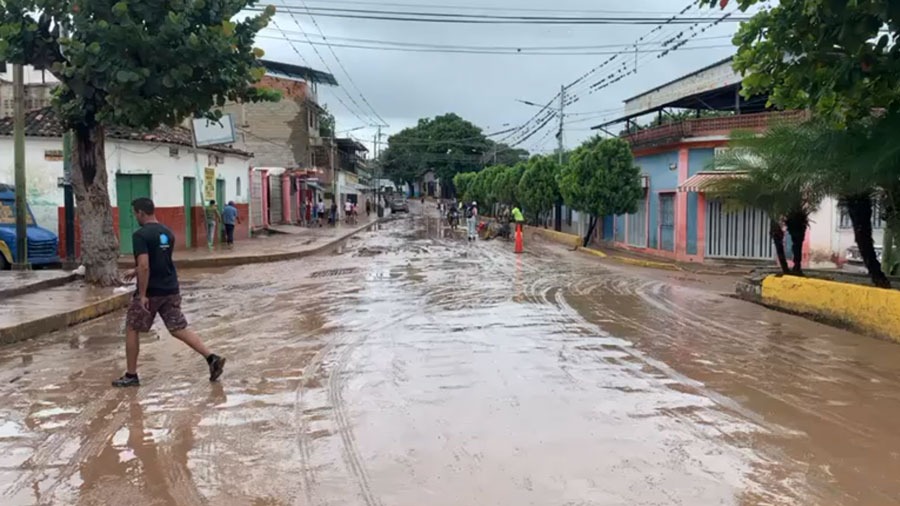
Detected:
[
  {"left": 769, "top": 219, "right": 790, "bottom": 275},
  {"left": 785, "top": 211, "right": 807, "bottom": 276},
  {"left": 70, "top": 124, "right": 120, "bottom": 286},
  {"left": 882, "top": 224, "right": 898, "bottom": 276},
  {"left": 845, "top": 193, "right": 890, "bottom": 288},
  {"left": 554, "top": 200, "right": 562, "bottom": 231},
  {"left": 583, "top": 215, "right": 598, "bottom": 248}
]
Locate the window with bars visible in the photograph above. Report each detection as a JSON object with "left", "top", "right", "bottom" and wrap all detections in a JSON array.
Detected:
[
  {"left": 839, "top": 200, "right": 884, "bottom": 230},
  {"left": 660, "top": 194, "right": 675, "bottom": 227}
]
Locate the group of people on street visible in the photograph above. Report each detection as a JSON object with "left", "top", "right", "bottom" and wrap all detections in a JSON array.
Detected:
[
  {"left": 204, "top": 199, "right": 241, "bottom": 251},
  {"left": 300, "top": 197, "right": 370, "bottom": 227}
]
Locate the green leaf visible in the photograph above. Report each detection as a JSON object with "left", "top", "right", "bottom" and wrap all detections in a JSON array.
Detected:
[{"left": 112, "top": 1, "right": 129, "bottom": 15}]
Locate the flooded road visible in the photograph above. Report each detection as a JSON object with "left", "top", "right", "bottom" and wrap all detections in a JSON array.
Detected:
[{"left": 2, "top": 204, "right": 900, "bottom": 505}]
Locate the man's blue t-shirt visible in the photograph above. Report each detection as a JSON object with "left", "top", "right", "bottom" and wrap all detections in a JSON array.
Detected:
[{"left": 222, "top": 205, "right": 238, "bottom": 225}]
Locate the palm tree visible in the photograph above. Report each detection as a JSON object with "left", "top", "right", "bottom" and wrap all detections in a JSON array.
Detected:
[
  {"left": 706, "top": 125, "right": 826, "bottom": 276},
  {"left": 792, "top": 117, "right": 900, "bottom": 288}
]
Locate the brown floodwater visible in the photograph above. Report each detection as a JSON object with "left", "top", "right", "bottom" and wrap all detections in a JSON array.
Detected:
[{"left": 1, "top": 203, "right": 898, "bottom": 505}]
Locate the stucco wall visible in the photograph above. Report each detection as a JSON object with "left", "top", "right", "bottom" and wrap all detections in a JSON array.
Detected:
[
  {"left": 808, "top": 196, "right": 885, "bottom": 261},
  {"left": 0, "top": 136, "right": 250, "bottom": 253}
]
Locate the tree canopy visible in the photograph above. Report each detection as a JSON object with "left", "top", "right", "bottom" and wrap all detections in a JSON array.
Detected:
[
  {"left": 703, "top": 0, "right": 900, "bottom": 123},
  {"left": 558, "top": 137, "right": 642, "bottom": 218},
  {"left": 517, "top": 156, "right": 560, "bottom": 223},
  {"left": 0, "top": 0, "right": 276, "bottom": 285},
  {"left": 381, "top": 113, "right": 492, "bottom": 189}
]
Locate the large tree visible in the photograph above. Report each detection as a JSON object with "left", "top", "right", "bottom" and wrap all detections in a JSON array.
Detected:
[
  {"left": 558, "top": 137, "right": 642, "bottom": 247},
  {"left": 704, "top": 0, "right": 900, "bottom": 285},
  {"left": 517, "top": 156, "right": 560, "bottom": 226},
  {"left": 707, "top": 126, "right": 827, "bottom": 276},
  {"left": 381, "top": 113, "right": 491, "bottom": 194},
  {"left": 0, "top": 0, "right": 277, "bottom": 285}
]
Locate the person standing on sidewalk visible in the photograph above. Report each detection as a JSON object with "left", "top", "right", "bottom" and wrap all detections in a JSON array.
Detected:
[
  {"left": 317, "top": 198, "right": 325, "bottom": 227},
  {"left": 222, "top": 201, "right": 241, "bottom": 249},
  {"left": 204, "top": 200, "right": 221, "bottom": 251},
  {"left": 114, "top": 197, "right": 225, "bottom": 388}
]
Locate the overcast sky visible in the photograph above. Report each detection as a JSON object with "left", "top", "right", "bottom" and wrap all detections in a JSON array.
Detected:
[{"left": 252, "top": 0, "right": 741, "bottom": 157}]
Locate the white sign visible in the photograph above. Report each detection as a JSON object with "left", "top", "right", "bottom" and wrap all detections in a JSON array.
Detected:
[{"left": 192, "top": 114, "right": 237, "bottom": 147}]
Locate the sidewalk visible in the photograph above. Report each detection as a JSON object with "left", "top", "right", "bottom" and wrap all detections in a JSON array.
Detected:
[
  {"left": 3, "top": 214, "right": 386, "bottom": 345},
  {"left": 0, "top": 270, "right": 76, "bottom": 299},
  {"left": 118, "top": 214, "right": 384, "bottom": 269},
  {"left": 525, "top": 225, "right": 754, "bottom": 275}
]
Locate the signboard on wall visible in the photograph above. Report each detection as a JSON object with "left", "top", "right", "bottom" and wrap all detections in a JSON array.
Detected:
[
  {"left": 204, "top": 167, "right": 216, "bottom": 201},
  {"left": 192, "top": 114, "right": 237, "bottom": 147}
]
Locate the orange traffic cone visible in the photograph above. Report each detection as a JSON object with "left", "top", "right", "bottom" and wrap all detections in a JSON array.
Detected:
[{"left": 514, "top": 223, "right": 524, "bottom": 254}]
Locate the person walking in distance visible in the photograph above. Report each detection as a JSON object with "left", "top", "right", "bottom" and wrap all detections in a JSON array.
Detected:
[
  {"left": 114, "top": 198, "right": 226, "bottom": 387},
  {"left": 222, "top": 201, "right": 241, "bottom": 249},
  {"left": 466, "top": 201, "right": 479, "bottom": 241},
  {"left": 204, "top": 199, "right": 221, "bottom": 251}
]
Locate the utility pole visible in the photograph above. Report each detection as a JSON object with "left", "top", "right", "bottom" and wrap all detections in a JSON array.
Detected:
[
  {"left": 13, "top": 63, "right": 28, "bottom": 270},
  {"left": 557, "top": 84, "right": 565, "bottom": 165},
  {"left": 61, "top": 25, "right": 75, "bottom": 265}
]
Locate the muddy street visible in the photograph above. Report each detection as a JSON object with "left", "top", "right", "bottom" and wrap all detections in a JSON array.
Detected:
[{"left": 2, "top": 204, "right": 900, "bottom": 505}]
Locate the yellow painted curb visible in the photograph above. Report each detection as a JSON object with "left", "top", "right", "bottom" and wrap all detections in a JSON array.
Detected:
[
  {"left": 576, "top": 247, "right": 608, "bottom": 258},
  {"left": 611, "top": 256, "right": 682, "bottom": 271},
  {"left": 526, "top": 227, "right": 581, "bottom": 248},
  {"left": 761, "top": 275, "right": 900, "bottom": 342}
]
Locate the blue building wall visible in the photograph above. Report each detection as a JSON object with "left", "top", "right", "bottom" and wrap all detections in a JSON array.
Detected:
[
  {"left": 602, "top": 215, "right": 615, "bottom": 241},
  {"left": 686, "top": 148, "right": 715, "bottom": 255},
  {"left": 633, "top": 152, "right": 679, "bottom": 250}
]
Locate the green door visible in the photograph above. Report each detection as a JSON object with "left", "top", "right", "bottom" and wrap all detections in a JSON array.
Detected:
[
  {"left": 183, "top": 177, "right": 196, "bottom": 248},
  {"left": 116, "top": 174, "right": 152, "bottom": 255},
  {"left": 216, "top": 179, "right": 226, "bottom": 213}
]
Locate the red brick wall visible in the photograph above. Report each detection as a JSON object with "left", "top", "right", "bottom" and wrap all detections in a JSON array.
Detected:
[{"left": 57, "top": 204, "right": 248, "bottom": 259}]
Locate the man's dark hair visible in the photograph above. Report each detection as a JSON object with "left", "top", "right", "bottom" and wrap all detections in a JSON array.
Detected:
[
  {"left": 132, "top": 197, "right": 155, "bottom": 215},
  {"left": 209, "top": 199, "right": 216, "bottom": 206}
]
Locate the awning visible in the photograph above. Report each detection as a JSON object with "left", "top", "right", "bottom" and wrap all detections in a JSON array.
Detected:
[
  {"left": 677, "top": 171, "right": 746, "bottom": 193},
  {"left": 304, "top": 181, "right": 325, "bottom": 191}
]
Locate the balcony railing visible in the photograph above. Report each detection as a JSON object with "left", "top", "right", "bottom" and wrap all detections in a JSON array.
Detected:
[{"left": 623, "top": 110, "right": 809, "bottom": 150}]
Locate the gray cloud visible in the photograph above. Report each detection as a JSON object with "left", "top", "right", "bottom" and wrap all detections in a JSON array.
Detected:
[{"left": 256, "top": 0, "right": 739, "bottom": 156}]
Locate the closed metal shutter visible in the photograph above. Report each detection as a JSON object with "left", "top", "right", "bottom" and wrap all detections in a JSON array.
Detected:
[
  {"left": 706, "top": 200, "right": 774, "bottom": 260},
  {"left": 627, "top": 198, "right": 648, "bottom": 248},
  {"left": 251, "top": 174, "right": 264, "bottom": 229},
  {"left": 269, "top": 176, "right": 283, "bottom": 225}
]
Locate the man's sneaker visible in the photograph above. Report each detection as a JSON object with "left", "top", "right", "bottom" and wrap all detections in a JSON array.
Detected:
[
  {"left": 112, "top": 373, "right": 140, "bottom": 388},
  {"left": 208, "top": 355, "right": 226, "bottom": 382}
]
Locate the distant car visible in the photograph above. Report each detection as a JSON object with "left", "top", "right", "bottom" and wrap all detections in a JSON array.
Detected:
[
  {"left": 846, "top": 245, "right": 882, "bottom": 265},
  {"left": 0, "top": 183, "right": 60, "bottom": 269},
  {"left": 390, "top": 198, "right": 409, "bottom": 213}
]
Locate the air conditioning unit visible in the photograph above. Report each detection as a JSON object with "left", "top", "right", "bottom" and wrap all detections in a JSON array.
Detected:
[{"left": 641, "top": 175, "right": 650, "bottom": 189}]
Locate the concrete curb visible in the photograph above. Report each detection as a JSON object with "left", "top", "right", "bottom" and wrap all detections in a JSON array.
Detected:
[
  {"left": 0, "top": 273, "right": 77, "bottom": 299},
  {"left": 0, "top": 292, "right": 131, "bottom": 346},
  {"left": 738, "top": 274, "right": 900, "bottom": 343},
  {"left": 118, "top": 219, "right": 384, "bottom": 270},
  {"left": 609, "top": 255, "right": 682, "bottom": 271}
]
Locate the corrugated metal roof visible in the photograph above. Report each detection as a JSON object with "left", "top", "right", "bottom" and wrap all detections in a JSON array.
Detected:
[{"left": 259, "top": 59, "right": 338, "bottom": 86}]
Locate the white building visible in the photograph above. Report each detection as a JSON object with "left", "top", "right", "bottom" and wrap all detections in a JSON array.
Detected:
[
  {"left": 0, "top": 108, "right": 252, "bottom": 256},
  {"left": 808, "top": 196, "right": 885, "bottom": 265}
]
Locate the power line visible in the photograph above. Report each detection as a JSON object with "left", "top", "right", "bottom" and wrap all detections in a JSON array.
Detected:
[
  {"left": 274, "top": 0, "right": 378, "bottom": 127},
  {"left": 248, "top": 5, "right": 750, "bottom": 24},
  {"left": 261, "top": 27, "right": 733, "bottom": 52},
  {"left": 290, "top": 0, "right": 693, "bottom": 16},
  {"left": 292, "top": 0, "right": 388, "bottom": 126},
  {"left": 257, "top": 35, "right": 732, "bottom": 55}
]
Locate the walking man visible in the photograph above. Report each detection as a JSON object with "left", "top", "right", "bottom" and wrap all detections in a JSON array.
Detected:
[
  {"left": 222, "top": 201, "right": 241, "bottom": 249},
  {"left": 114, "top": 198, "right": 225, "bottom": 387},
  {"left": 204, "top": 199, "right": 221, "bottom": 251}
]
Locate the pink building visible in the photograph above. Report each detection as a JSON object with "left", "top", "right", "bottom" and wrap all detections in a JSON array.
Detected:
[{"left": 594, "top": 57, "right": 808, "bottom": 265}]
